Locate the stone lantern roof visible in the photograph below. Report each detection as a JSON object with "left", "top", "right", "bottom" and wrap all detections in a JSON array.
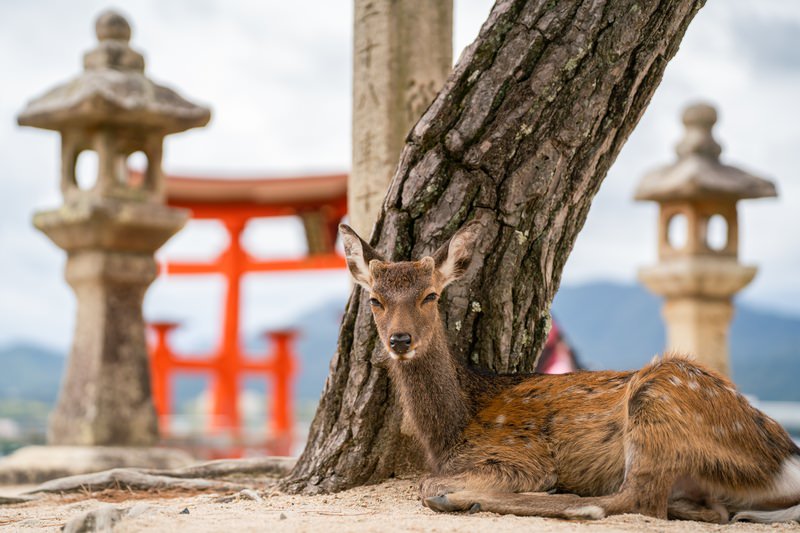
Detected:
[
  {"left": 17, "top": 10, "right": 210, "bottom": 134},
  {"left": 634, "top": 103, "right": 777, "bottom": 202}
]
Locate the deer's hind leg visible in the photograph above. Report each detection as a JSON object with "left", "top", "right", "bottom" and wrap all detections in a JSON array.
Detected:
[{"left": 426, "top": 465, "right": 675, "bottom": 521}]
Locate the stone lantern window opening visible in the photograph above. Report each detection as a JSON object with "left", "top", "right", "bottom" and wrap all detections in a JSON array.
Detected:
[
  {"left": 704, "top": 213, "right": 729, "bottom": 252},
  {"left": 74, "top": 150, "right": 99, "bottom": 191},
  {"left": 60, "top": 128, "right": 160, "bottom": 198},
  {"left": 665, "top": 210, "right": 688, "bottom": 251},
  {"left": 656, "top": 200, "right": 740, "bottom": 261},
  {"left": 127, "top": 151, "right": 148, "bottom": 188}
]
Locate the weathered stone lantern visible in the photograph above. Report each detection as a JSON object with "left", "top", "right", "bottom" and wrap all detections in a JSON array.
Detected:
[
  {"left": 18, "top": 11, "right": 210, "bottom": 445},
  {"left": 636, "top": 103, "right": 776, "bottom": 376}
]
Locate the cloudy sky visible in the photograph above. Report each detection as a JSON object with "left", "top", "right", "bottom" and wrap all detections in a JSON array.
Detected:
[{"left": 1, "top": 1, "right": 799, "bottom": 353}]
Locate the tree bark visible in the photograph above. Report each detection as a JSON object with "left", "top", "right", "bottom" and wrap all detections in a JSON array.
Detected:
[{"left": 282, "top": 0, "right": 705, "bottom": 494}]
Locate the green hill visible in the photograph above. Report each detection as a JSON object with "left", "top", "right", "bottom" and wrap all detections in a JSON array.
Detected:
[{"left": 0, "top": 344, "right": 63, "bottom": 403}]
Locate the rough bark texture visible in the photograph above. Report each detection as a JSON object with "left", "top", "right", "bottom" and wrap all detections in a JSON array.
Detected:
[{"left": 283, "top": 0, "right": 705, "bottom": 494}]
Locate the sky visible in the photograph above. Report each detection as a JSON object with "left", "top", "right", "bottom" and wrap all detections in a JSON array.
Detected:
[{"left": 0, "top": 1, "right": 799, "bottom": 353}]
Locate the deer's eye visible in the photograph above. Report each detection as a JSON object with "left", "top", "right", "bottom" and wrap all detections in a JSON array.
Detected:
[
  {"left": 422, "top": 293, "right": 438, "bottom": 304},
  {"left": 369, "top": 297, "right": 384, "bottom": 309}
]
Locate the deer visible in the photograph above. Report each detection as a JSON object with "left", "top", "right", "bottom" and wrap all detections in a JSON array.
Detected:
[{"left": 339, "top": 221, "right": 800, "bottom": 524}]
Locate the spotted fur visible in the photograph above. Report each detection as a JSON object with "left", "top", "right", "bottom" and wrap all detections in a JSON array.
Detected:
[{"left": 340, "top": 223, "right": 800, "bottom": 523}]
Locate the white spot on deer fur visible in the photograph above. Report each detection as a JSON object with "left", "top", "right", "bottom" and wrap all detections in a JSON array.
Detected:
[
  {"left": 471, "top": 301, "right": 482, "bottom": 313},
  {"left": 688, "top": 379, "right": 700, "bottom": 390},
  {"left": 669, "top": 376, "right": 683, "bottom": 387},
  {"left": 495, "top": 414, "right": 506, "bottom": 426},
  {"left": 733, "top": 421, "right": 744, "bottom": 433}
]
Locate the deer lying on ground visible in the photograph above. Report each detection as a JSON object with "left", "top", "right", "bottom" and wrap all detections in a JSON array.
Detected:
[{"left": 340, "top": 221, "right": 800, "bottom": 524}]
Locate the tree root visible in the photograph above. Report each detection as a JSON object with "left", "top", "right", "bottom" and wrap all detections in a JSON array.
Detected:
[
  {"left": 18, "top": 456, "right": 297, "bottom": 496},
  {"left": 144, "top": 456, "right": 296, "bottom": 479},
  {"left": 25, "top": 469, "right": 249, "bottom": 494}
]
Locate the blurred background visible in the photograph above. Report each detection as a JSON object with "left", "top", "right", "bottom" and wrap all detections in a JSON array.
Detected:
[{"left": 0, "top": 1, "right": 798, "bottom": 454}]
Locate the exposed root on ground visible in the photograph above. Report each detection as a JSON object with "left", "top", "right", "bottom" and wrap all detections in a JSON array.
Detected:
[{"left": 6, "top": 456, "right": 296, "bottom": 499}]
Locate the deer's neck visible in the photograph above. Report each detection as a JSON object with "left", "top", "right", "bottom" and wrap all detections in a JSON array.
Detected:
[{"left": 389, "top": 328, "right": 471, "bottom": 470}]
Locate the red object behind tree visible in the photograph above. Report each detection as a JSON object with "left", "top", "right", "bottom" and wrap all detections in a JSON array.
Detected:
[{"left": 146, "top": 172, "right": 347, "bottom": 456}]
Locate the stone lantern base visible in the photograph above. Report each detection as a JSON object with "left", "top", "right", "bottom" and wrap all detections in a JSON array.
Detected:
[{"left": 0, "top": 445, "right": 194, "bottom": 485}]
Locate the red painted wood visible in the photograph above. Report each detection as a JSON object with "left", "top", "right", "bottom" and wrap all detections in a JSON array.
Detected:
[{"left": 147, "top": 173, "right": 347, "bottom": 457}]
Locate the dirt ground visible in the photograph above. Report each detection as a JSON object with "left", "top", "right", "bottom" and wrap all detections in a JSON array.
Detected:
[{"left": 1, "top": 479, "right": 799, "bottom": 532}]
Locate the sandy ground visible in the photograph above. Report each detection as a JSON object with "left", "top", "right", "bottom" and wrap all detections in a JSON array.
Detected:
[{"left": 1, "top": 479, "right": 800, "bottom": 532}]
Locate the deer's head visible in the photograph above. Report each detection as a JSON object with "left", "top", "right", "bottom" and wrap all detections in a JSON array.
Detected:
[{"left": 340, "top": 222, "right": 481, "bottom": 362}]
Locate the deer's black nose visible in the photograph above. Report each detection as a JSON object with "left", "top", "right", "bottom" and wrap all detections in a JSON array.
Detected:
[{"left": 389, "top": 333, "right": 412, "bottom": 354}]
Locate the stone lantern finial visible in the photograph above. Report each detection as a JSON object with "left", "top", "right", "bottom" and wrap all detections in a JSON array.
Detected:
[
  {"left": 17, "top": 11, "right": 211, "bottom": 446},
  {"left": 96, "top": 10, "right": 132, "bottom": 41},
  {"left": 84, "top": 10, "right": 143, "bottom": 72},
  {"left": 636, "top": 102, "right": 777, "bottom": 377},
  {"left": 676, "top": 103, "right": 721, "bottom": 160}
]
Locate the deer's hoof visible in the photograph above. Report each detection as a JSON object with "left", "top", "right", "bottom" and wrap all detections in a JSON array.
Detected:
[
  {"left": 425, "top": 495, "right": 459, "bottom": 513},
  {"left": 424, "top": 495, "right": 480, "bottom": 514}
]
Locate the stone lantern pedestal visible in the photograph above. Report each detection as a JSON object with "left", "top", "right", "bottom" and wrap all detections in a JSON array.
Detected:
[
  {"left": 636, "top": 103, "right": 776, "bottom": 376},
  {"left": 638, "top": 258, "right": 757, "bottom": 376},
  {"left": 0, "top": 10, "right": 210, "bottom": 481},
  {"left": 34, "top": 199, "right": 188, "bottom": 445}
]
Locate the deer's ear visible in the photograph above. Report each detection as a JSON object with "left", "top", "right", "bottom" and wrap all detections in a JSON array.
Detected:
[
  {"left": 340, "top": 224, "right": 384, "bottom": 290},
  {"left": 433, "top": 221, "right": 482, "bottom": 287}
]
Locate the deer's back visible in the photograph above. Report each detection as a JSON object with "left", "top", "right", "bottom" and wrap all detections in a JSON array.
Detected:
[{"left": 460, "top": 370, "right": 634, "bottom": 495}]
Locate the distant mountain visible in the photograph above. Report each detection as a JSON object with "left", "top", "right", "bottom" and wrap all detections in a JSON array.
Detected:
[
  {"left": 0, "top": 299, "right": 348, "bottom": 411},
  {"left": 1, "top": 282, "right": 798, "bottom": 415},
  {"left": 552, "top": 282, "right": 800, "bottom": 401},
  {"left": 281, "top": 297, "right": 345, "bottom": 404},
  {"left": 0, "top": 344, "right": 64, "bottom": 403}
]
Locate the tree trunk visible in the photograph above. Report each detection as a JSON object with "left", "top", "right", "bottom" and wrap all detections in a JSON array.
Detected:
[{"left": 282, "top": 0, "right": 705, "bottom": 494}]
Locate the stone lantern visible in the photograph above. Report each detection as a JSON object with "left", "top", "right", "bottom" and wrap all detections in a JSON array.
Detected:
[
  {"left": 636, "top": 103, "right": 776, "bottom": 376},
  {"left": 18, "top": 11, "right": 210, "bottom": 445}
]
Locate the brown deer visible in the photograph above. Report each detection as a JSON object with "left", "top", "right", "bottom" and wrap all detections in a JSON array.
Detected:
[{"left": 339, "top": 221, "right": 800, "bottom": 524}]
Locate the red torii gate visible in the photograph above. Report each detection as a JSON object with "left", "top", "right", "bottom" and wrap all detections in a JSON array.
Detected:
[{"left": 147, "top": 172, "right": 347, "bottom": 456}]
